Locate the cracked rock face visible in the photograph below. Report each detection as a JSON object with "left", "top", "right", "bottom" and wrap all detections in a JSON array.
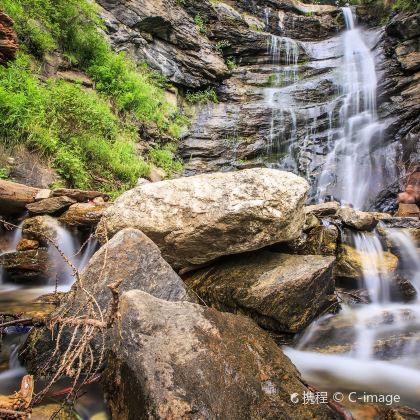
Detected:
[
  {"left": 103, "top": 290, "right": 338, "bottom": 420},
  {"left": 96, "top": 0, "right": 228, "bottom": 87},
  {"left": 100, "top": 168, "right": 309, "bottom": 268},
  {"left": 184, "top": 251, "right": 337, "bottom": 333},
  {"left": 0, "top": 11, "right": 18, "bottom": 64}
]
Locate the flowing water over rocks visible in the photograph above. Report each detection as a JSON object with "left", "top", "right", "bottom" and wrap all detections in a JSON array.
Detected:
[{"left": 0, "top": 1, "right": 419, "bottom": 418}]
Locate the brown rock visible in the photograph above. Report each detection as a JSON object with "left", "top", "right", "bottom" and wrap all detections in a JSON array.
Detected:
[
  {"left": 0, "top": 248, "right": 49, "bottom": 282},
  {"left": 0, "top": 11, "right": 18, "bottom": 64},
  {"left": 16, "top": 239, "right": 39, "bottom": 251},
  {"left": 335, "top": 244, "right": 399, "bottom": 280},
  {"left": 148, "top": 165, "right": 167, "bottom": 182},
  {"left": 26, "top": 196, "right": 76, "bottom": 215},
  {"left": 396, "top": 203, "right": 419, "bottom": 218},
  {"left": 337, "top": 207, "right": 378, "bottom": 231},
  {"left": 22, "top": 215, "right": 61, "bottom": 246},
  {"left": 59, "top": 202, "right": 109, "bottom": 227},
  {"left": 290, "top": 224, "right": 339, "bottom": 256},
  {"left": 184, "top": 251, "right": 336, "bottom": 333},
  {"left": 52, "top": 188, "right": 109, "bottom": 202},
  {"left": 305, "top": 201, "right": 341, "bottom": 217},
  {"left": 104, "top": 290, "right": 337, "bottom": 420}
]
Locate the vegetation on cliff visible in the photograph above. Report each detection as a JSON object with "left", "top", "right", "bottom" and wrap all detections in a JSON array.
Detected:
[{"left": 0, "top": 0, "right": 185, "bottom": 193}]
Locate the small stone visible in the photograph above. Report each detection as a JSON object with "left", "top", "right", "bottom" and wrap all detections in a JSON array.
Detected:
[
  {"left": 59, "top": 203, "right": 109, "bottom": 227},
  {"left": 305, "top": 201, "right": 340, "bottom": 217},
  {"left": 337, "top": 207, "right": 378, "bottom": 231},
  {"left": 136, "top": 177, "right": 151, "bottom": 186},
  {"left": 92, "top": 196, "right": 105, "bottom": 204},
  {"left": 148, "top": 165, "right": 167, "bottom": 182},
  {"left": 6, "top": 157, "right": 15, "bottom": 165},
  {"left": 303, "top": 212, "right": 321, "bottom": 231},
  {"left": 35, "top": 189, "right": 51, "bottom": 201},
  {"left": 16, "top": 239, "right": 39, "bottom": 252},
  {"left": 22, "top": 215, "right": 61, "bottom": 246}
]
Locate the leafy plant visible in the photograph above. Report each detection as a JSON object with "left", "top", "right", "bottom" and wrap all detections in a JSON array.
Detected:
[
  {"left": 226, "top": 56, "right": 237, "bottom": 70},
  {"left": 185, "top": 88, "right": 218, "bottom": 105},
  {"left": 215, "top": 40, "right": 231, "bottom": 53},
  {"left": 148, "top": 144, "right": 183, "bottom": 176},
  {"left": 194, "top": 14, "right": 207, "bottom": 35},
  {"left": 0, "top": 0, "right": 189, "bottom": 193}
]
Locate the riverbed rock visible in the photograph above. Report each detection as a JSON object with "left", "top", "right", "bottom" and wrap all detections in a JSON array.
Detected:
[
  {"left": 100, "top": 169, "right": 309, "bottom": 268},
  {"left": 287, "top": 224, "right": 339, "bottom": 256},
  {"left": 0, "top": 11, "right": 18, "bottom": 64},
  {"left": 26, "top": 196, "right": 76, "bottom": 215},
  {"left": 305, "top": 202, "right": 341, "bottom": 217},
  {"left": 22, "top": 215, "right": 61, "bottom": 246},
  {"left": 73, "top": 228, "right": 194, "bottom": 306},
  {"left": 337, "top": 207, "right": 378, "bottom": 231},
  {"left": 103, "top": 290, "right": 338, "bottom": 420},
  {"left": 184, "top": 252, "right": 336, "bottom": 333},
  {"left": 335, "top": 244, "right": 399, "bottom": 280},
  {"left": 0, "top": 248, "right": 49, "bottom": 282},
  {"left": 16, "top": 239, "right": 39, "bottom": 251},
  {"left": 59, "top": 202, "right": 109, "bottom": 227}
]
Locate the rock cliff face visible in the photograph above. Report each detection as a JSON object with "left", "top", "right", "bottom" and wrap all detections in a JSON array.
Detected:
[
  {"left": 0, "top": 11, "right": 18, "bottom": 64},
  {"left": 98, "top": 1, "right": 419, "bottom": 211}
]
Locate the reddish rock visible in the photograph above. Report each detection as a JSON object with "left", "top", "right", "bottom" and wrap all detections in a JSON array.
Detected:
[
  {"left": 16, "top": 239, "right": 39, "bottom": 252},
  {"left": 0, "top": 11, "right": 18, "bottom": 65}
]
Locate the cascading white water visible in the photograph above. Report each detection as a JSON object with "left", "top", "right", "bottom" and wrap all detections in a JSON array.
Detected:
[
  {"left": 287, "top": 225, "right": 420, "bottom": 406},
  {"left": 316, "top": 7, "right": 387, "bottom": 210},
  {"left": 283, "top": 9, "right": 420, "bottom": 407},
  {"left": 265, "top": 35, "right": 300, "bottom": 167}
]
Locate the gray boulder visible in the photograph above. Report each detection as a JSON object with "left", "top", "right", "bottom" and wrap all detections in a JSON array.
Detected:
[
  {"left": 104, "top": 290, "right": 338, "bottom": 420},
  {"left": 23, "top": 228, "right": 194, "bottom": 375},
  {"left": 100, "top": 169, "right": 309, "bottom": 268}
]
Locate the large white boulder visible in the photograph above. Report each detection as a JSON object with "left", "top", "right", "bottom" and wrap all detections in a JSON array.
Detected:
[{"left": 100, "top": 169, "right": 309, "bottom": 267}]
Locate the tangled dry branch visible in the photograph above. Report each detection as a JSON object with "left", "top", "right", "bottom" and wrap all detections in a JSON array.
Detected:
[{"left": 1, "top": 219, "right": 120, "bottom": 414}]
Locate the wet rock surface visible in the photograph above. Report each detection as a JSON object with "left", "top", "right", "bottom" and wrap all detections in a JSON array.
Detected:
[
  {"left": 184, "top": 251, "right": 336, "bottom": 333},
  {"left": 103, "top": 290, "right": 338, "bottom": 420},
  {"left": 0, "top": 248, "right": 49, "bottom": 282},
  {"left": 22, "top": 215, "right": 62, "bottom": 246},
  {"left": 337, "top": 207, "right": 378, "bottom": 231},
  {"left": 335, "top": 244, "right": 399, "bottom": 281},
  {"left": 101, "top": 169, "right": 309, "bottom": 268}
]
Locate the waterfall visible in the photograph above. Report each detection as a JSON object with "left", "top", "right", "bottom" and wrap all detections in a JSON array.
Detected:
[
  {"left": 316, "top": 7, "right": 387, "bottom": 210},
  {"left": 283, "top": 9, "right": 420, "bottom": 406},
  {"left": 266, "top": 35, "right": 300, "bottom": 168}
]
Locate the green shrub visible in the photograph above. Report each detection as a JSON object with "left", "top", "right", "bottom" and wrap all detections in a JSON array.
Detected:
[
  {"left": 0, "top": 0, "right": 188, "bottom": 193},
  {"left": 149, "top": 144, "right": 183, "bottom": 176},
  {"left": 0, "top": 53, "right": 150, "bottom": 190},
  {"left": 194, "top": 14, "right": 207, "bottom": 35},
  {"left": 215, "top": 40, "right": 231, "bottom": 53},
  {"left": 185, "top": 88, "right": 218, "bottom": 105}
]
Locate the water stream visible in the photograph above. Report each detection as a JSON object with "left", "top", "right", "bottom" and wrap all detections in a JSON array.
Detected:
[
  {"left": 0, "top": 223, "right": 105, "bottom": 418},
  {"left": 283, "top": 8, "right": 420, "bottom": 411}
]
